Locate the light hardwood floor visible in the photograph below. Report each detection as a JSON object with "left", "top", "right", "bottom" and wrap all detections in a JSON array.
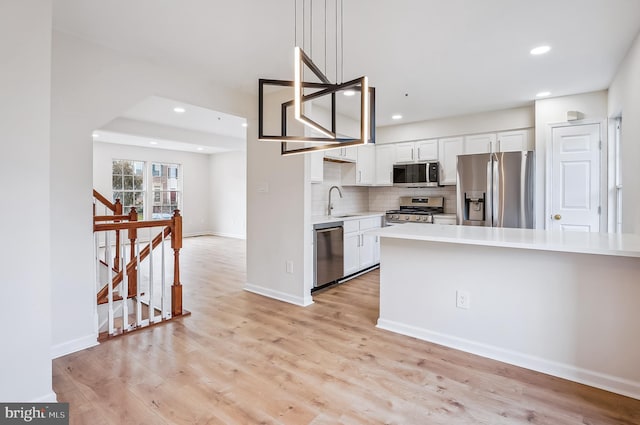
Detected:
[{"left": 53, "top": 236, "right": 640, "bottom": 424}]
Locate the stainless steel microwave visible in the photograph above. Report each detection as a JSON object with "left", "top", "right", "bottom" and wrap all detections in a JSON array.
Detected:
[{"left": 393, "top": 162, "right": 439, "bottom": 187}]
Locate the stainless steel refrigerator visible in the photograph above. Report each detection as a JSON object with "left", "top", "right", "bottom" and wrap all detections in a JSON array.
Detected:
[{"left": 456, "top": 151, "right": 534, "bottom": 228}]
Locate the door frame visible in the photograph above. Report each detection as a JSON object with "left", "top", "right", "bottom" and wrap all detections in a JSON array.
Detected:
[{"left": 545, "top": 119, "right": 607, "bottom": 231}]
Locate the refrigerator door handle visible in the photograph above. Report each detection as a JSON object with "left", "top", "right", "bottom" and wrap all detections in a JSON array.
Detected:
[
  {"left": 486, "top": 158, "right": 493, "bottom": 226},
  {"left": 492, "top": 153, "right": 500, "bottom": 227}
]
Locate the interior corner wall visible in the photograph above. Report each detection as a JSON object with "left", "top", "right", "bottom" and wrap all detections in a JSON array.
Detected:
[
  {"left": 608, "top": 30, "right": 640, "bottom": 235},
  {"left": 209, "top": 150, "right": 247, "bottom": 239},
  {"left": 92, "top": 142, "right": 212, "bottom": 236},
  {"left": 0, "top": 0, "right": 55, "bottom": 402},
  {"left": 245, "top": 121, "right": 310, "bottom": 306},
  {"left": 50, "top": 31, "right": 253, "bottom": 358},
  {"left": 533, "top": 91, "right": 609, "bottom": 229}
]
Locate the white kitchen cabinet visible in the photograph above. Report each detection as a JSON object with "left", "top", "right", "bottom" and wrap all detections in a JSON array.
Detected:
[
  {"left": 394, "top": 140, "right": 438, "bottom": 162},
  {"left": 438, "top": 136, "right": 464, "bottom": 185},
  {"left": 310, "top": 151, "right": 324, "bottom": 183},
  {"left": 325, "top": 146, "right": 357, "bottom": 162},
  {"left": 464, "top": 133, "right": 497, "bottom": 154},
  {"left": 416, "top": 139, "right": 438, "bottom": 161},
  {"left": 497, "top": 129, "right": 533, "bottom": 152},
  {"left": 375, "top": 144, "right": 395, "bottom": 185},
  {"left": 343, "top": 216, "right": 382, "bottom": 277},
  {"left": 342, "top": 144, "right": 375, "bottom": 186},
  {"left": 395, "top": 142, "right": 415, "bottom": 163}
]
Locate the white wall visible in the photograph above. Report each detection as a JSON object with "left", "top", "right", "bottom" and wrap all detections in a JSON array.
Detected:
[
  {"left": 377, "top": 106, "right": 534, "bottom": 144},
  {"left": 533, "top": 91, "right": 608, "bottom": 229},
  {"left": 50, "top": 31, "right": 252, "bottom": 358},
  {"left": 378, "top": 238, "right": 640, "bottom": 399},
  {"left": 93, "top": 142, "right": 212, "bottom": 237},
  {"left": 209, "top": 150, "right": 247, "bottom": 239},
  {"left": 609, "top": 31, "right": 640, "bottom": 234},
  {"left": 245, "top": 119, "right": 312, "bottom": 306},
  {"left": 0, "top": 0, "right": 55, "bottom": 402}
]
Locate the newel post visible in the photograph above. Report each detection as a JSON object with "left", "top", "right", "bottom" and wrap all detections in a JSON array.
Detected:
[
  {"left": 127, "top": 207, "right": 138, "bottom": 296},
  {"left": 171, "top": 209, "right": 183, "bottom": 316}
]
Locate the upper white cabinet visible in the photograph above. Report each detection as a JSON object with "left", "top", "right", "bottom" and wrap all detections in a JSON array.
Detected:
[
  {"left": 325, "top": 146, "right": 357, "bottom": 162},
  {"left": 310, "top": 151, "right": 324, "bottom": 183},
  {"left": 342, "top": 144, "right": 375, "bottom": 186},
  {"left": 415, "top": 140, "right": 438, "bottom": 161},
  {"left": 438, "top": 137, "right": 463, "bottom": 185},
  {"left": 395, "top": 142, "right": 415, "bottom": 163},
  {"left": 375, "top": 144, "right": 395, "bottom": 186},
  {"left": 497, "top": 129, "right": 533, "bottom": 152},
  {"left": 464, "top": 133, "right": 497, "bottom": 154},
  {"left": 394, "top": 140, "right": 438, "bottom": 162}
]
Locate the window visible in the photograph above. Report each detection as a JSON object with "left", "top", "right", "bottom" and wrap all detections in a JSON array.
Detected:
[
  {"left": 112, "top": 159, "right": 145, "bottom": 220},
  {"left": 151, "top": 162, "right": 181, "bottom": 220}
]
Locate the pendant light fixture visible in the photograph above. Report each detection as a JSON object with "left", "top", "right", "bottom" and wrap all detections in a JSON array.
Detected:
[{"left": 258, "top": 0, "right": 375, "bottom": 155}]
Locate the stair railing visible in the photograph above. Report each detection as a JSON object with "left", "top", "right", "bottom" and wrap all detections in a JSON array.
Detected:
[{"left": 93, "top": 189, "right": 183, "bottom": 338}]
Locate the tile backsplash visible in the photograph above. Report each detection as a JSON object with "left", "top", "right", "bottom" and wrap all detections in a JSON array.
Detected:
[
  {"left": 368, "top": 186, "right": 457, "bottom": 213},
  {"left": 312, "top": 161, "right": 457, "bottom": 215},
  {"left": 311, "top": 161, "right": 369, "bottom": 216}
]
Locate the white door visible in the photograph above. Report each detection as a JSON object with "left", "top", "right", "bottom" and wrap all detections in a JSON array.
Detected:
[{"left": 550, "top": 124, "right": 601, "bottom": 231}]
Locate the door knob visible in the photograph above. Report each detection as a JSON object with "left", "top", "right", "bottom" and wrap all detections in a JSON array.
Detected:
[{"left": 553, "top": 214, "right": 562, "bottom": 220}]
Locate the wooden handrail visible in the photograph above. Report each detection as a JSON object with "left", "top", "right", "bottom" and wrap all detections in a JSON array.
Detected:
[
  {"left": 94, "top": 219, "right": 173, "bottom": 232},
  {"left": 94, "top": 214, "right": 131, "bottom": 222},
  {"left": 93, "top": 189, "right": 116, "bottom": 212}
]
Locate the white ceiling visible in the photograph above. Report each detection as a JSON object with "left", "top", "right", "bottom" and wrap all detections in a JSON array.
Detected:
[{"left": 54, "top": 0, "right": 640, "bottom": 141}]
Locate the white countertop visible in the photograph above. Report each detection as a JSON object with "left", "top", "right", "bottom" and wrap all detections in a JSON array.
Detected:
[
  {"left": 311, "top": 212, "right": 385, "bottom": 225},
  {"left": 371, "top": 223, "right": 640, "bottom": 258}
]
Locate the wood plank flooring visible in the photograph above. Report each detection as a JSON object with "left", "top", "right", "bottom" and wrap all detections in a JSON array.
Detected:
[{"left": 53, "top": 236, "right": 640, "bottom": 424}]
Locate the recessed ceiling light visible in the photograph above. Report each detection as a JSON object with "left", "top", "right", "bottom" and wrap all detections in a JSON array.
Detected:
[
  {"left": 149, "top": 141, "right": 158, "bottom": 145},
  {"left": 173, "top": 107, "right": 186, "bottom": 113},
  {"left": 343, "top": 90, "right": 356, "bottom": 97},
  {"left": 392, "top": 114, "right": 403, "bottom": 120},
  {"left": 536, "top": 91, "right": 551, "bottom": 98},
  {"left": 92, "top": 132, "right": 99, "bottom": 139},
  {"left": 241, "top": 122, "right": 248, "bottom": 128},
  {"left": 530, "top": 45, "right": 551, "bottom": 55},
  {"left": 196, "top": 147, "right": 204, "bottom": 151}
]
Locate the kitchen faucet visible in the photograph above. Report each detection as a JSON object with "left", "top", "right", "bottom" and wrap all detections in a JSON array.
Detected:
[{"left": 328, "top": 185, "right": 343, "bottom": 216}]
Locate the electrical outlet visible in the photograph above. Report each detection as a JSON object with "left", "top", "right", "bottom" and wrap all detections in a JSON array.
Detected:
[
  {"left": 285, "top": 260, "right": 294, "bottom": 274},
  {"left": 456, "top": 290, "right": 470, "bottom": 309}
]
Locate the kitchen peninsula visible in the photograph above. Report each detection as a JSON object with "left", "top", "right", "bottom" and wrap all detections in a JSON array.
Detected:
[{"left": 372, "top": 223, "right": 640, "bottom": 400}]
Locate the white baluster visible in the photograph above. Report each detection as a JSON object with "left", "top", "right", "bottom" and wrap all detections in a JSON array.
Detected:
[
  {"left": 135, "top": 236, "right": 143, "bottom": 326},
  {"left": 148, "top": 228, "right": 155, "bottom": 323},
  {"left": 106, "top": 232, "right": 114, "bottom": 335},
  {"left": 121, "top": 229, "right": 129, "bottom": 331},
  {"left": 161, "top": 229, "right": 168, "bottom": 320}
]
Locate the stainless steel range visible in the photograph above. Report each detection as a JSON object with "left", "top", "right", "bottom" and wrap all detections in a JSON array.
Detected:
[{"left": 386, "top": 196, "right": 444, "bottom": 224}]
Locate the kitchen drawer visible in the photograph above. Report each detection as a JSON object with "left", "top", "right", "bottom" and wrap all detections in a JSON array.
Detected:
[
  {"left": 343, "top": 220, "right": 360, "bottom": 234},
  {"left": 359, "top": 217, "right": 381, "bottom": 231}
]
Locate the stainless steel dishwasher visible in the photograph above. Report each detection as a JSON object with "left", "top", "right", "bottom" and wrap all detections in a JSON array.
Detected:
[{"left": 313, "top": 221, "right": 344, "bottom": 289}]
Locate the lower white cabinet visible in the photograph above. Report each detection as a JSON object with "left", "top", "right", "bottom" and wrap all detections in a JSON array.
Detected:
[{"left": 343, "top": 217, "right": 381, "bottom": 276}]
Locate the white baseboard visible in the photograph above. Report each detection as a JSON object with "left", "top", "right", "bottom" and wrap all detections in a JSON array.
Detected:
[
  {"left": 51, "top": 334, "right": 99, "bottom": 359},
  {"left": 244, "top": 283, "right": 313, "bottom": 307},
  {"left": 376, "top": 318, "right": 640, "bottom": 401},
  {"left": 183, "top": 231, "right": 246, "bottom": 240},
  {"left": 33, "top": 392, "right": 58, "bottom": 403},
  {"left": 208, "top": 231, "right": 246, "bottom": 240}
]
